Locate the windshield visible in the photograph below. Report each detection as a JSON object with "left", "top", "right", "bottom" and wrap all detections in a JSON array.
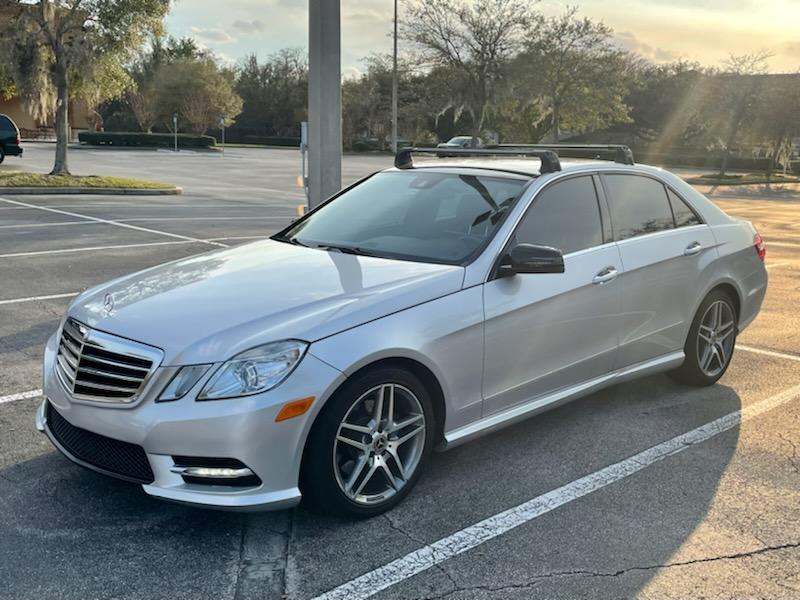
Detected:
[{"left": 275, "top": 171, "right": 528, "bottom": 264}]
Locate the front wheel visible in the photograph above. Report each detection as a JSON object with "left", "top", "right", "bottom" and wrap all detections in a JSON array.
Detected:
[
  {"left": 301, "top": 367, "right": 434, "bottom": 518},
  {"left": 669, "top": 290, "right": 738, "bottom": 386}
]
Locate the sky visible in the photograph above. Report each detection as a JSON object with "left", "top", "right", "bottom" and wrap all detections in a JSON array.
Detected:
[{"left": 165, "top": 0, "right": 800, "bottom": 75}]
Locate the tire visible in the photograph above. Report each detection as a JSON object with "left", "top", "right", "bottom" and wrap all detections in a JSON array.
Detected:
[
  {"left": 0, "top": 147, "right": 5, "bottom": 164},
  {"left": 669, "top": 289, "right": 738, "bottom": 386},
  {"left": 300, "top": 366, "right": 435, "bottom": 518}
]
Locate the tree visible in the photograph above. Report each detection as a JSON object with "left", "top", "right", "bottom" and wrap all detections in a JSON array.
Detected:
[
  {"left": 401, "top": 0, "right": 537, "bottom": 141},
  {"left": 234, "top": 49, "right": 307, "bottom": 138},
  {"left": 623, "top": 60, "right": 712, "bottom": 150},
  {"left": 0, "top": 0, "right": 170, "bottom": 175},
  {"left": 752, "top": 74, "right": 800, "bottom": 174},
  {"left": 153, "top": 58, "right": 242, "bottom": 134},
  {"left": 711, "top": 51, "right": 771, "bottom": 176},
  {"left": 518, "top": 7, "right": 630, "bottom": 142}
]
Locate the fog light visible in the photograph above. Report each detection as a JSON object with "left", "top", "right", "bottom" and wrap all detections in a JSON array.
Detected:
[{"left": 170, "top": 456, "right": 262, "bottom": 487}]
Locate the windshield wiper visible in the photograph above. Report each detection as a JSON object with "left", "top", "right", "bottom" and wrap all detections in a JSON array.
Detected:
[{"left": 316, "top": 244, "right": 380, "bottom": 257}]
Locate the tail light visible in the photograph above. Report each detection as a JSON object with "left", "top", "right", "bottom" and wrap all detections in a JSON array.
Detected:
[
  {"left": 754, "top": 233, "right": 766, "bottom": 262},
  {"left": 15, "top": 133, "right": 20, "bottom": 145}
]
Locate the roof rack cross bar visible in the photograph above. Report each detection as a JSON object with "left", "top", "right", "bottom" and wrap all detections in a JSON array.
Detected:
[
  {"left": 394, "top": 147, "right": 562, "bottom": 173},
  {"left": 490, "top": 144, "right": 635, "bottom": 166}
]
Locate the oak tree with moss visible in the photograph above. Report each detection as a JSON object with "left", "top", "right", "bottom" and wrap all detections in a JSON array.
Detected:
[{"left": 0, "top": 0, "right": 170, "bottom": 175}]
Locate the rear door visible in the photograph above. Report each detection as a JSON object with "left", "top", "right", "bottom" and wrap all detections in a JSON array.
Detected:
[
  {"left": 482, "top": 174, "right": 623, "bottom": 415},
  {"left": 0, "top": 115, "right": 15, "bottom": 147},
  {"left": 602, "top": 173, "right": 717, "bottom": 368}
]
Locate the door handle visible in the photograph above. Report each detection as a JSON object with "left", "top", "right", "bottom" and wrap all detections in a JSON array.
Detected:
[
  {"left": 592, "top": 266, "right": 618, "bottom": 285},
  {"left": 684, "top": 241, "right": 703, "bottom": 256}
]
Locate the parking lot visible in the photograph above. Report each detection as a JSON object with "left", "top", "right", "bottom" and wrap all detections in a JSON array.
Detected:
[{"left": 1, "top": 144, "right": 799, "bottom": 600}]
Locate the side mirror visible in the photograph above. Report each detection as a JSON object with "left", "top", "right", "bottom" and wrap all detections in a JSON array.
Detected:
[{"left": 496, "top": 243, "right": 565, "bottom": 277}]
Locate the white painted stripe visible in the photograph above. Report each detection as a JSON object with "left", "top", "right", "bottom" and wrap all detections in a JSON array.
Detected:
[
  {"left": 0, "top": 220, "right": 100, "bottom": 229},
  {"left": 765, "top": 261, "right": 792, "bottom": 270},
  {"left": 117, "top": 216, "right": 290, "bottom": 223},
  {"left": 738, "top": 345, "right": 800, "bottom": 362},
  {"left": 0, "top": 292, "right": 78, "bottom": 305},
  {"left": 766, "top": 241, "right": 800, "bottom": 248},
  {"left": 0, "top": 389, "right": 42, "bottom": 405},
  {"left": 0, "top": 198, "right": 228, "bottom": 248},
  {"left": 0, "top": 240, "right": 199, "bottom": 258},
  {"left": 206, "top": 236, "right": 266, "bottom": 242},
  {"left": 313, "top": 382, "right": 800, "bottom": 600}
]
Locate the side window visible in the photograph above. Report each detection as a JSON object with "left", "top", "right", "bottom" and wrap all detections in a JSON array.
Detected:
[
  {"left": 667, "top": 189, "right": 702, "bottom": 228},
  {"left": 515, "top": 176, "right": 603, "bottom": 254},
  {"left": 604, "top": 175, "right": 674, "bottom": 241},
  {"left": 0, "top": 116, "right": 14, "bottom": 132}
]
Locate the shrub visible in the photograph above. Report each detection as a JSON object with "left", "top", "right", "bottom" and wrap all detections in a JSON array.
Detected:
[
  {"left": 351, "top": 140, "right": 370, "bottom": 152},
  {"left": 242, "top": 135, "right": 301, "bottom": 147},
  {"left": 78, "top": 131, "right": 217, "bottom": 149}
]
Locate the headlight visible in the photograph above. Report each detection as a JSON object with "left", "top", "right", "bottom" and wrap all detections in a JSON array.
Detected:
[
  {"left": 198, "top": 340, "right": 308, "bottom": 400},
  {"left": 158, "top": 364, "right": 212, "bottom": 402}
]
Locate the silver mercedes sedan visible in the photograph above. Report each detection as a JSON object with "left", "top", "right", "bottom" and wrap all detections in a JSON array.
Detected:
[{"left": 37, "top": 146, "right": 768, "bottom": 517}]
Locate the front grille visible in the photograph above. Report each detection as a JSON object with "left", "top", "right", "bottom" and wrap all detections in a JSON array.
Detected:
[
  {"left": 55, "top": 318, "right": 161, "bottom": 403},
  {"left": 46, "top": 402, "right": 155, "bottom": 484}
]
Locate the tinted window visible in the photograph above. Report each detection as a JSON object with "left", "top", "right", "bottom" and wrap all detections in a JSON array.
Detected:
[
  {"left": 667, "top": 189, "right": 701, "bottom": 227},
  {"left": 514, "top": 176, "right": 603, "bottom": 254},
  {"left": 279, "top": 171, "right": 527, "bottom": 264},
  {"left": 604, "top": 175, "right": 674, "bottom": 241},
  {"left": 0, "top": 116, "right": 15, "bottom": 132}
]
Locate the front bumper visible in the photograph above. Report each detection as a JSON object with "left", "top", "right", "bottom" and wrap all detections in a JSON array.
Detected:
[{"left": 39, "top": 333, "right": 346, "bottom": 511}]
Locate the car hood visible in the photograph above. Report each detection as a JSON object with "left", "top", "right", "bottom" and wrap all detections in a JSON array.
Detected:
[{"left": 67, "top": 239, "right": 465, "bottom": 365}]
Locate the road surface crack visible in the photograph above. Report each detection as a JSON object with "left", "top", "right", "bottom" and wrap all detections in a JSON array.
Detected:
[
  {"left": 383, "top": 514, "right": 459, "bottom": 594},
  {"left": 778, "top": 433, "right": 800, "bottom": 474},
  {"left": 422, "top": 542, "right": 800, "bottom": 599}
]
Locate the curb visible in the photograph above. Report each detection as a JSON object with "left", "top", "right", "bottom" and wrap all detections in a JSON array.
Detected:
[{"left": 0, "top": 186, "right": 183, "bottom": 195}]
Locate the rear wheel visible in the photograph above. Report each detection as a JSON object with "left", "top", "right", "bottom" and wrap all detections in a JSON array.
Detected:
[
  {"left": 0, "top": 147, "right": 5, "bottom": 164},
  {"left": 301, "top": 366, "right": 434, "bottom": 518},
  {"left": 670, "top": 290, "right": 738, "bottom": 386}
]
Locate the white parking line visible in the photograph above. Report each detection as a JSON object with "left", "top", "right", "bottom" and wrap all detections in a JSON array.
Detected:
[
  {"left": 313, "top": 382, "right": 800, "bottom": 600},
  {"left": 0, "top": 389, "right": 42, "bottom": 405},
  {"left": 0, "top": 292, "right": 78, "bottom": 306},
  {"left": 0, "top": 198, "right": 228, "bottom": 248},
  {"left": 765, "top": 261, "right": 792, "bottom": 270},
  {"left": 116, "top": 216, "right": 290, "bottom": 223},
  {"left": 739, "top": 345, "right": 800, "bottom": 362},
  {"left": 0, "top": 221, "right": 100, "bottom": 229},
  {"left": 0, "top": 240, "right": 200, "bottom": 259}
]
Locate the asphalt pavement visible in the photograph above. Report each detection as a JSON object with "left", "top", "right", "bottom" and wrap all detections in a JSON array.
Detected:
[{"left": 0, "top": 144, "right": 798, "bottom": 599}]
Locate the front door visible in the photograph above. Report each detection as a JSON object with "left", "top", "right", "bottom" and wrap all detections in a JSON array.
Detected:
[{"left": 482, "top": 175, "right": 623, "bottom": 416}]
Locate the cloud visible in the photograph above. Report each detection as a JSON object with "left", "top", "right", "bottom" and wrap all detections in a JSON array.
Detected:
[
  {"left": 615, "top": 31, "right": 678, "bottom": 62},
  {"left": 231, "top": 19, "right": 267, "bottom": 34},
  {"left": 779, "top": 41, "right": 800, "bottom": 59},
  {"left": 189, "top": 26, "right": 236, "bottom": 44}
]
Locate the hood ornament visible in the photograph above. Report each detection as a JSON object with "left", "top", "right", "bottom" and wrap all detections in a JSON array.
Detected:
[{"left": 103, "top": 293, "right": 115, "bottom": 316}]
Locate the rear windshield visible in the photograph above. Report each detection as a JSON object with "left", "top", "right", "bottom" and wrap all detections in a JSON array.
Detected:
[
  {"left": 276, "top": 171, "right": 528, "bottom": 264},
  {"left": 0, "top": 116, "right": 16, "bottom": 133}
]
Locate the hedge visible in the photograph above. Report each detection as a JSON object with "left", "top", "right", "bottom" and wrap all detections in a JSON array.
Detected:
[
  {"left": 241, "top": 135, "right": 301, "bottom": 147},
  {"left": 78, "top": 132, "right": 217, "bottom": 149}
]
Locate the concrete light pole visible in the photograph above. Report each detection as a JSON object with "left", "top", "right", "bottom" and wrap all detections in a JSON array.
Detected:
[
  {"left": 391, "top": 0, "right": 399, "bottom": 154},
  {"left": 308, "top": 0, "right": 342, "bottom": 208}
]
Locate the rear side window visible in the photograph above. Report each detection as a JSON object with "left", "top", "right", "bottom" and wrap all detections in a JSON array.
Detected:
[
  {"left": 514, "top": 176, "right": 603, "bottom": 254},
  {"left": 0, "top": 116, "right": 15, "bottom": 132},
  {"left": 667, "top": 189, "right": 701, "bottom": 227},
  {"left": 604, "top": 175, "right": 674, "bottom": 241}
]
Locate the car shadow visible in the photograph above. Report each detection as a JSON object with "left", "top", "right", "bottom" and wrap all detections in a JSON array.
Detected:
[{"left": 0, "top": 374, "right": 741, "bottom": 600}]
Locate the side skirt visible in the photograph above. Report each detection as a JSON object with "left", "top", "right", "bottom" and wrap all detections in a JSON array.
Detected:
[{"left": 440, "top": 351, "right": 684, "bottom": 450}]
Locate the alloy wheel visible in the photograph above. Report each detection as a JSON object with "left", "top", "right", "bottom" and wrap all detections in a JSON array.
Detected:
[
  {"left": 697, "top": 300, "right": 736, "bottom": 378},
  {"left": 333, "top": 383, "right": 426, "bottom": 505}
]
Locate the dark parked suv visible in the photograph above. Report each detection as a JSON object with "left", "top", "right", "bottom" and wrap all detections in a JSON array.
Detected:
[{"left": 0, "top": 114, "right": 23, "bottom": 164}]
